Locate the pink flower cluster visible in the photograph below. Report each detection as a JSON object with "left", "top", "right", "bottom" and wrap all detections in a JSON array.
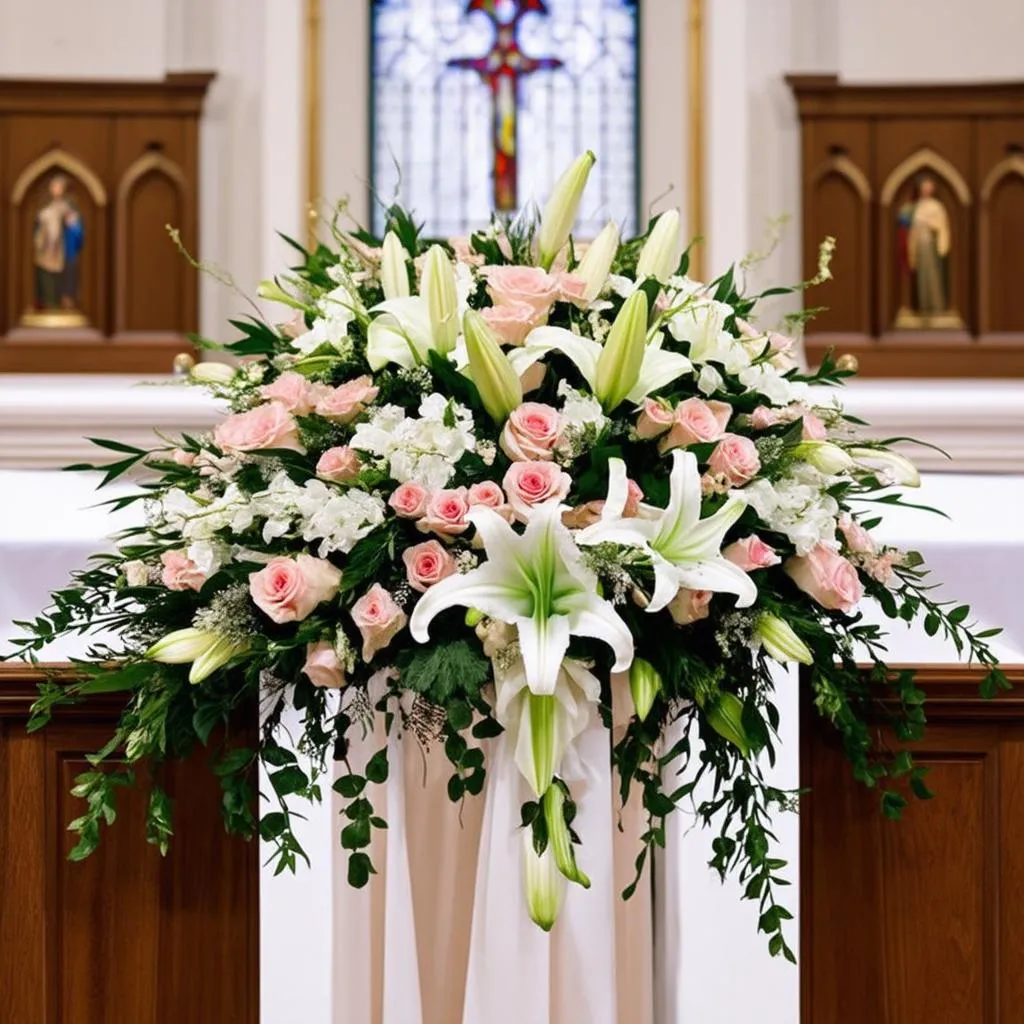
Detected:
[
  {"left": 480, "top": 266, "right": 586, "bottom": 346},
  {"left": 214, "top": 374, "right": 379, "bottom": 457},
  {"left": 636, "top": 397, "right": 760, "bottom": 488},
  {"left": 749, "top": 403, "right": 827, "bottom": 441},
  {"left": 838, "top": 514, "right": 901, "bottom": 585}
]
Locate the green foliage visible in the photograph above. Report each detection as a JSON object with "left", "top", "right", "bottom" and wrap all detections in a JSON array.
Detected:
[{"left": 396, "top": 639, "right": 492, "bottom": 705}]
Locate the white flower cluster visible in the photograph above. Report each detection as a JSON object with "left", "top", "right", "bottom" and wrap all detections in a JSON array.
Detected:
[
  {"left": 739, "top": 464, "right": 840, "bottom": 555},
  {"left": 350, "top": 393, "right": 475, "bottom": 489},
  {"left": 555, "top": 382, "right": 607, "bottom": 461},
  {"left": 292, "top": 267, "right": 363, "bottom": 357}
]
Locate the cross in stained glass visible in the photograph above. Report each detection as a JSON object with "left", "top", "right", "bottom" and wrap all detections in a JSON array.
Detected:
[{"left": 448, "top": 0, "right": 563, "bottom": 213}]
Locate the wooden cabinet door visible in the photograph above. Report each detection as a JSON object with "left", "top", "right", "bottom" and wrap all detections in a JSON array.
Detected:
[
  {"left": 801, "top": 665, "right": 1024, "bottom": 1024},
  {"left": 0, "top": 667, "right": 258, "bottom": 1024}
]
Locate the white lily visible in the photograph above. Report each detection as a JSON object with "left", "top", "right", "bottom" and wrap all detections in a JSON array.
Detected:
[
  {"left": 509, "top": 326, "right": 692, "bottom": 407},
  {"left": 421, "top": 245, "right": 460, "bottom": 354},
  {"left": 756, "top": 613, "right": 813, "bottom": 665},
  {"left": 365, "top": 296, "right": 435, "bottom": 370},
  {"left": 409, "top": 501, "right": 633, "bottom": 696},
  {"left": 495, "top": 654, "right": 600, "bottom": 796},
  {"left": 575, "top": 220, "right": 620, "bottom": 302},
  {"left": 538, "top": 151, "right": 596, "bottom": 270},
  {"left": 848, "top": 446, "right": 921, "bottom": 487},
  {"left": 577, "top": 452, "right": 758, "bottom": 613},
  {"left": 522, "top": 832, "right": 565, "bottom": 931},
  {"left": 636, "top": 208, "right": 682, "bottom": 284}
]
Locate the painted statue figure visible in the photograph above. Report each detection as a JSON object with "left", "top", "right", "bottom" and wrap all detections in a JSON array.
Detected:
[
  {"left": 33, "top": 173, "right": 85, "bottom": 312},
  {"left": 897, "top": 175, "right": 951, "bottom": 317}
]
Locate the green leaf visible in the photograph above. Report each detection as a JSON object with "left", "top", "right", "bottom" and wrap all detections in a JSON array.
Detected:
[
  {"left": 341, "top": 819, "right": 371, "bottom": 850},
  {"left": 215, "top": 747, "right": 254, "bottom": 776},
  {"left": 447, "top": 699, "right": 473, "bottom": 731},
  {"left": 365, "top": 750, "right": 389, "bottom": 785},
  {"left": 333, "top": 775, "right": 366, "bottom": 798},
  {"left": 262, "top": 741, "right": 298, "bottom": 767},
  {"left": 192, "top": 702, "right": 224, "bottom": 746},
  {"left": 269, "top": 765, "right": 309, "bottom": 797},
  {"left": 447, "top": 776, "right": 465, "bottom": 802},
  {"left": 259, "top": 812, "right": 288, "bottom": 840},
  {"left": 949, "top": 605, "right": 970, "bottom": 625},
  {"left": 471, "top": 716, "right": 504, "bottom": 740}
]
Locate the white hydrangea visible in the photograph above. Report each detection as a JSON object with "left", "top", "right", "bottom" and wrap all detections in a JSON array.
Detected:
[
  {"left": 350, "top": 394, "right": 475, "bottom": 489},
  {"left": 738, "top": 464, "right": 839, "bottom": 555},
  {"left": 668, "top": 298, "right": 742, "bottom": 366},
  {"left": 294, "top": 483, "right": 387, "bottom": 557},
  {"left": 292, "top": 278, "right": 361, "bottom": 356},
  {"left": 557, "top": 382, "right": 606, "bottom": 433}
]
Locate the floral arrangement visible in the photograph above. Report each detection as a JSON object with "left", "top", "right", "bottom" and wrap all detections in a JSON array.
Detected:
[{"left": 11, "top": 153, "right": 1006, "bottom": 959}]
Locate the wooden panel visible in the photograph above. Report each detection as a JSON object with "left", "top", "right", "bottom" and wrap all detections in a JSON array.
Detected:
[
  {"left": 0, "top": 666, "right": 257, "bottom": 1023},
  {"left": 787, "top": 76, "right": 1024, "bottom": 377},
  {"left": 802, "top": 664, "right": 1024, "bottom": 1024},
  {"left": 0, "top": 76, "right": 211, "bottom": 372}
]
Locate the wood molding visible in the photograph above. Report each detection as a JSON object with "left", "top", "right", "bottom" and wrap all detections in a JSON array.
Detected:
[
  {"left": 879, "top": 147, "right": 972, "bottom": 207},
  {"left": 812, "top": 153, "right": 872, "bottom": 202},
  {"left": 0, "top": 72, "right": 215, "bottom": 115},
  {"left": 10, "top": 148, "right": 108, "bottom": 207},
  {"left": 806, "top": 334, "right": 1024, "bottom": 378},
  {"left": 978, "top": 155, "right": 1024, "bottom": 334}
]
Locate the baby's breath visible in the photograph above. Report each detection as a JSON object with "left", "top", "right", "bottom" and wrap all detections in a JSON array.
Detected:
[{"left": 193, "top": 584, "right": 258, "bottom": 643}]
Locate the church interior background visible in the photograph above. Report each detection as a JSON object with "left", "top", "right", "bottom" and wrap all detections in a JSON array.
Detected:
[{"left": 0, "top": 2, "right": 1022, "bottom": 1022}]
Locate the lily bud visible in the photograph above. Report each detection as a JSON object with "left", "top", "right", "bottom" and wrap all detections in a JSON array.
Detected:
[
  {"left": 636, "top": 209, "right": 682, "bottom": 284},
  {"left": 522, "top": 831, "right": 566, "bottom": 932},
  {"left": 575, "top": 220, "right": 620, "bottom": 302},
  {"left": 595, "top": 290, "right": 648, "bottom": 411},
  {"left": 463, "top": 309, "right": 523, "bottom": 423},
  {"left": 793, "top": 440, "right": 854, "bottom": 475},
  {"left": 848, "top": 447, "right": 921, "bottom": 488},
  {"left": 542, "top": 784, "right": 591, "bottom": 888},
  {"left": 257, "top": 279, "right": 308, "bottom": 311},
  {"left": 698, "top": 691, "right": 752, "bottom": 758},
  {"left": 380, "top": 232, "right": 411, "bottom": 300},
  {"left": 756, "top": 613, "right": 813, "bottom": 666},
  {"left": 628, "top": 657, "right": 662, "bottom": 721},
  {"left": 527, "top": 693, "right": 558, "bottom": 797},
  {"left": 538, "top": 151, "right": 596, "bottom": 270},
  {"left": 190, "top": 361, "right": 237, "bottom": 385},
  {"left": 146, "top": 628, "right": 249, "bottom": 685},
  {"left": 421, "top": 245, "right": 459, "bottom": 354}
]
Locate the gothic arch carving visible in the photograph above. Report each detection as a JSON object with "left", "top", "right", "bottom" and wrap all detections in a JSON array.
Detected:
[
  {"left": 115, "top": 152, "right": 189, "bottom": 333},
  {"left": 812, "top": 154, "right": 872, "bottom": 202},
  {"left": 11, "top": 148, "right": 108, "bottom": 207},
  {"left": 880, "top": 147, "right": 971, "bottom": 207},
  {"left": 979, "top": 155, "right": 1024, "bottom": 332}
]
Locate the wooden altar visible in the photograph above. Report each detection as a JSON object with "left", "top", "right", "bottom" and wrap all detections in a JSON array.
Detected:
[{"left": 0, "top": 665, "right": 258, "bottom": 1023}]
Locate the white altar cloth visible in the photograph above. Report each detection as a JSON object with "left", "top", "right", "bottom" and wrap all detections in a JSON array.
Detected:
[{"left": 2, "top": 467, "right": 1022, "bottom": 1024}]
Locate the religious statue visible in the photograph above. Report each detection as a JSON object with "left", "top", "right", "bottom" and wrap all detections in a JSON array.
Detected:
[
  {"left": 895, "top": 175, "right": 962, "bottom": 329},
  {"left": 23, "top": 172, "right": 87, "bottom": 327}
]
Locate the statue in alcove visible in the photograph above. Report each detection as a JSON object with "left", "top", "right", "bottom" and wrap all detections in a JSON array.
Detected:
[
  {"left": 23, "top": 172, "right": 88, "bottom": 328},
  {"left": 895, "top": 175, "right": 962, "bottom": 330}
]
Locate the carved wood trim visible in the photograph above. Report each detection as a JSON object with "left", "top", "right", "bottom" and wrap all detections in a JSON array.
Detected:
[
  {"left": 879, "top": 147, "right": 972, "bottom": 208},
  {"left": 0, "top": 72, "right": 215, "bottom": 115},
  {"left": 978, "top": 156, "right": 1024, "bottom": 333},
  {"left": 114, "top": 153, "right": 188, "bottom": 334},
  {"left": 812, "top": 154, "right": 872, "bottom": 202},
  {"left": 10, "top": 148, "right": 108, "bottom": 207}
]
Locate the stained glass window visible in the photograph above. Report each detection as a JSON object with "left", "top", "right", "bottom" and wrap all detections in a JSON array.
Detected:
[{"left": 371, "top": 0, "right": 639, "bottom": 239}]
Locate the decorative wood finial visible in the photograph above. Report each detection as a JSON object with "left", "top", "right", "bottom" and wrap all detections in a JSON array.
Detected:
[
  {"left": 836, "top": 353, "right": 859, "bottom": 373},
  {"left": 173, "top": 352, "right": 196, "bottom": 376}
]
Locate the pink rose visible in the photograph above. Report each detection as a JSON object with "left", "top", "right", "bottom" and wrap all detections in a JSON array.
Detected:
[
  {"left": 316, "top": 446, "right": 362, "bottom": 483},
  {"left": 448, "top": 236, "right": 485, "bottom": 267},
  {"left": 865, "top": 550, "right": 899, "bottom": 586},
  {"left": 724, "top": 535, "right": 780, "bottom": 572},
  {"left": 417, "top": 487, "right": 470, "bottom": 538},
  {"left": 481, "top": 301, "right": 540, "bottom": 346},
  {"left": 484, "top": 265, "right": 560, "bottom": 316},
  {"left": 749, "top": 406, "right": 783, "bottom": 431},
  {"left": 249, "top": 554, "right": 342, "bottom": 624},
  {"left": 280, "top": 312, "right": 307, "bottom": 340},
  {"left": 659, "top": 398, "right": 733, "bottom": 453},
  {"left": 801, "top": 412, "right": 828, "bottom": 441},
  {"left": 555, "top": 271, "right": 589, "bottom": 307},
  {"left": 668, "top": 588, "right": 712, "bottom": 625},
  {"left": 468, "top": 481, "right": 513, "bottom": 522},
  {"left": 636, "top": 398, "right": 674, "bottom": 440},
  {"left": 260, "top": 371, "right": 320, "bottom": 415},
  {"left": 314, "top": 376, "right": 379, "bottom": 424},
  {"left": 214, "top": 403, "right": 305, "bottom": 454},
  {"left": 402, "top": 540, "right": 456, "bottom": 592},
  {"left": 561, "top": 481, "right": 639, "bottom": 530},
  {"left": 624, "top": 479, "right": 644, "bottom": 517},
  {"left": 503, "top": 461, "right": 572, "bottom": 520},
  {"left": 171, "top": 448, "right": 196, "bottom": 467},
  {"left": 160, "top": 550, "right": 207, "bottom": 592},
  {"left": 707, "top": 434, "right": 761, "bottom": 486},
  {"left": 303, "top": 642, "right": 345, "bottom": 689},
  {"left": 784, "top": 544, "right": 864, "bottom": 614},
  {"left": 837, "top": 514, "right": 875, "bottom": 555},
  {"left": 389, "top": 481, "right": 430, "bottom": 519},
  {"left": 351, "top": 583, "right": 407, "bottom": 662},
  {"left": 500, "top": 402, "right": 562, "bottom": 462}
]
